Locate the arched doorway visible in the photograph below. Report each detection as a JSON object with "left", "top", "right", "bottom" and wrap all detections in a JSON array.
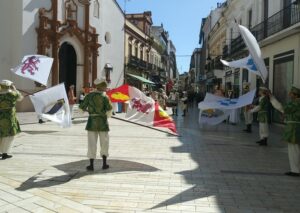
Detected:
[{"left": 59, "top": 42, "right": 77, "bottom": 90}]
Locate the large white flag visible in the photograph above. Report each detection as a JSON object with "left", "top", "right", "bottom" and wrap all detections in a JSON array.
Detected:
[
  {"left": 198, "top": 90, "right": 256, "bottom": 125},
  {"left": 221, "top": 25, "right": 268, "bottom": 83},
  {"left": 11, "top": 55, "right": 53, "bottom": 86},
  {"left": 107, "top": 85, "right": 177, "bottom": 133},
  {"left": 30, "top": 84, "right": 71, "bottom": 128}
]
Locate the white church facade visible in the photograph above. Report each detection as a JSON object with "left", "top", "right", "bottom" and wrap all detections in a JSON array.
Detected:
[{"left": 0, "top": 0, "right": 124, "bottom": 111}]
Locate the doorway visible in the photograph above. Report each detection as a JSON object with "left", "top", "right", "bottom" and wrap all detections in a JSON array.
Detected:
[{"left": 59, "top": 42, "right": 77, "bottom": 90}]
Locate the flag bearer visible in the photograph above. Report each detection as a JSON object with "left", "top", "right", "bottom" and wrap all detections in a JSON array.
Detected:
[
  {"left": 0, "top": 80, "right": 23, "bottom": 160},
  {"left": 269, "top": 86, "right": 300, "bottom": 177},
  {"left": 243, "top": 82, "right": 253, "bottom": 133},
  {"left": 250, "top": 87, "right": 270, "bottom": 146},
  {"left": 79, "top": 79, "right": 112, "bottom": 171}
]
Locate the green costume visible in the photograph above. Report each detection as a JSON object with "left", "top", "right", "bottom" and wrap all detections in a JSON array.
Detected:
[
  {"left": 79, "top": 91, "right": 112, "bottom": 132},
  {"left": 257, "top": 96, "right": 269, "bottom": 123},
  {"left": 282, "top": 98, "right": 300, "bottom": 144},
  {"left": 0, "top": 91, "right": 22, "bottom": 137}
]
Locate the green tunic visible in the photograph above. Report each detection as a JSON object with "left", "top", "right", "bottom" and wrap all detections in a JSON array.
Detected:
[
  {"left": 79, "top": 91, "right": 112, "bottom": 132},
  {"left": 257, "top": 96, "right": 269, "bottom": 123},
  {"left": 0, "top": 91, "right": 22, "bottom": 137},
  {"left": 283, "top": 99, "right": 300, "bottom": 144}
]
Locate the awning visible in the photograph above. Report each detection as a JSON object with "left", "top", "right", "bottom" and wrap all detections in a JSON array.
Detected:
[{"left": 127, "top": 74, "right": 155, "bottom": 84}]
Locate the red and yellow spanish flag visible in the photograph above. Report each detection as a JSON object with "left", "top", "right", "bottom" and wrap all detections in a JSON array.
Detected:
[
  {"left": 107, "top": 85, "right": 177, "bottom": 134},
  {"left": 153, "top": 103, "right": 177, "bottom": 133},
  {"left": 107, "top": 84, "right": 130, "bottom": 102}
]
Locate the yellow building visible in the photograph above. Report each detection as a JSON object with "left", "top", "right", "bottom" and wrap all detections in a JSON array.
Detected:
[{"left": 124, "top": 11, "right": 163, "bottom": 90}]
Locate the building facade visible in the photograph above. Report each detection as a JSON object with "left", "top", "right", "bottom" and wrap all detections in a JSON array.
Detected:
[
  {"left": 124, "top": 12, "right": 177, "bottom": 91},
  {"left": 0, "top": 0, "right": 124, "bottom": 111},
  {"left": 199, "top": 0, "right": 300, "bottom": 123}
]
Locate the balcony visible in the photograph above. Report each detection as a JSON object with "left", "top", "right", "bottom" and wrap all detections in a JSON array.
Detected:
[
  {"left": 206, "top": 56, "right": 224, "bottom": 72},
  {"left": 224, "top": 3, "right": 300, "bottom": 57},
  {"left": 128, "top": 56, "right": 147, "bottom": 70}
]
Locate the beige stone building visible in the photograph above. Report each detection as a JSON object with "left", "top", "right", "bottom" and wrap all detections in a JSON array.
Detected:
[
  {"left": 200, "top": 0, "right": 300, "bottom": 123},
  {"left": 124, "top": 11, "right": 163, "bottom": 90}
]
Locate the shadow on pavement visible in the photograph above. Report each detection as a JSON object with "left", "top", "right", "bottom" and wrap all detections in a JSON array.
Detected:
[
  {"left": 151, "top": 105, "right": 294, "bottom": 211},
  {"left": 16, "top": 159, "right": 159, "bottom": 191},
  {"left": 22, "top": 130, "right": 59, "bottom": 135}
]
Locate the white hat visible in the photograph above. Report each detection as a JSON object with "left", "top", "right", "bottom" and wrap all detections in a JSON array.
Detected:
[
  {"left": 0, "top": 80, "right": 13, "bottom": 86},
  {"left": 93, "top": 78, "right": 107, "bottom": 85}
]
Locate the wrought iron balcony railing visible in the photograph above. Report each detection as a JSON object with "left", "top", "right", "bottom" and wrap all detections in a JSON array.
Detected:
[
  {"left": 128, "top": 56, "right": 147, "bottom": 70},
  {"left": 225, "top": 3, "right": 300, "bottom": 56}
]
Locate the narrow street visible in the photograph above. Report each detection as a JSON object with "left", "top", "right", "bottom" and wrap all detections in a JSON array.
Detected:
[{"left": 0, "top": 108, "right": 299, "bottom": 213}]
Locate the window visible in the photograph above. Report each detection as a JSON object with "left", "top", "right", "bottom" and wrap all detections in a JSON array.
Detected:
[
  {"left": 273, "top": 51, "right": 294, "bottom": 123},
  {"left": 105, "top": 32, "right": 111, "bottom": 44},
  {"left": 135, "top": 46, "right": 138, "bottom": 57},
  {"left": 140, "top": 48, "right": 143, "bottom": 60},
  {"left": 242, "top": 69, "right": 249, "bottom": 84},
  {"left": 93, "top": 0, "right": 99, "bottom": 18},
  {"left": 128, "top": 43, "right": 132, "bottom": 56},
  {"left": 248, "top": 9, "right": 253, "bottom": 28}
]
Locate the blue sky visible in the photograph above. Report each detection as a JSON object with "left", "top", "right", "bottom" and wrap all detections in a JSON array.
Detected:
[{"left": 116, "top": 0, "right": 223, "bottom": 73}]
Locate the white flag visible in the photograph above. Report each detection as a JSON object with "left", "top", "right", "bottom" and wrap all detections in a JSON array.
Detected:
[
  {"left": 198, "top": 90, "right": 256, "bottom": 125},
  {"left": 221, "top": 55, "right": 259, "bottom": 76},
  {"left": 30, "top": 84, "right": 71, "bottom": 128},
  {"left": 221, "top": 25, "right": 268, "bottom": 83},
  {"left": 125, "top": 86, "right": 156, "bottom": 125},
  {"left": 11, "top": 55, "right": 53, "bottom": 86}
]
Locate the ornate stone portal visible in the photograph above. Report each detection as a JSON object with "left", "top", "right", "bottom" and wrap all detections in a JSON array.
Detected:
[{"left": 36, "top": 0, "right": 100, "bottom": 87}]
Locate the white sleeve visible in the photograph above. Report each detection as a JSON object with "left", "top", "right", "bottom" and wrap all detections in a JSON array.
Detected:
[
  {"left": 270, "top": 96, "right": 284, "bottom": 113},
  {"left": 250, "top": 105, "right": 261, "bottom": 113}
]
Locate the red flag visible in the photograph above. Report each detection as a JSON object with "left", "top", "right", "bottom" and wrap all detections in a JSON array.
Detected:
[
  {"left": 107, "top": 84, "right": 130, "bottom": 102},
  {"left": 153, "top": 103, "right": 177, "bottom": 134}
]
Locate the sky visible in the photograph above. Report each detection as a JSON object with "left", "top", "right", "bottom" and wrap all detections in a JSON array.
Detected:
[{"left": 116, "top": 0, "right": 223, "bottom": 74}]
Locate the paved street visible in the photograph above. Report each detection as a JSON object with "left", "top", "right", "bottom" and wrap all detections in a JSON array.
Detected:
[{"left": 0, "top": 106, "right": 300, "bottom": 213}]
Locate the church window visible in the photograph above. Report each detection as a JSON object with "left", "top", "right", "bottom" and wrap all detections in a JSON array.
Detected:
[{"left": 94, "top": 0, "right": 100, "bottom": 18}]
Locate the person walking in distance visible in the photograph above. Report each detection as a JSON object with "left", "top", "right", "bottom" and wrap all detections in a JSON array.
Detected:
[
  {"left": 79, "top": 79, "right": 113, "bottom": 171},
  {"left": 68, "top": 85, "right": 76, "bottom": 120},
  {"left": 269, "top": 86, "right": 300, "bottom": 177},
  {"left": 250, "top": 87, "right": 270, "bottom": 146},
  {"left": 169, "top": 90, "right": 179, "bottom": 116},
  {"left": 0, "top": 80, "right": 23, "bottom": 160},
  {"left": 243, "top": 82, "right": 253, "bottom": 133}
]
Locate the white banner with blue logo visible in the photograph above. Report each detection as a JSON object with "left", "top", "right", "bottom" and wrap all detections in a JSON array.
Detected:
[
  {"left": 220, "top": 25, "right": 268, "bottom": 83},
  {"left": 198, "top": 90, "right": 256, "bottom": 126}
]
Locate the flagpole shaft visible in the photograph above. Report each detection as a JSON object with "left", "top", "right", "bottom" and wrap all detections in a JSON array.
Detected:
[
  {"left": 17, "top": 88, "right": 45, "bottom": 97},
  {"left": 74, "top": 115, "right": 179, "bottom": 137}
]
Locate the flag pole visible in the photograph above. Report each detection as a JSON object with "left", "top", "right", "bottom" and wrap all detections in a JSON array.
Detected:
[
  {"left": 74, "top": 115, "right": 179, "bottom": 137},
  {"left": 17, "top": 88, "right": 45, "bottom": 97}
]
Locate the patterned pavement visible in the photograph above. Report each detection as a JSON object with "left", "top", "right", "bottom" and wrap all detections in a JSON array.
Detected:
[{"left": 0, "top": 106, "right": 299, "bottom": 213}]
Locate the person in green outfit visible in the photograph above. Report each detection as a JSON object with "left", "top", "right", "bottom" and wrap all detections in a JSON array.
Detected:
[
  {"left": 250, "top": 87, "right": 270, "bottom": 146},
  {"left": 269, "top": 86, "right": 300, "bottom": 177},
  {"left": 0, "top": 80, "right": 23, "bottom": 160},
  {"left": 79, "top": 79, "right": 113, "bottom": 171}
]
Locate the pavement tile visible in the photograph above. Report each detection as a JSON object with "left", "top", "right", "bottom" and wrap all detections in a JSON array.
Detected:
[{"left": 0, "top": 110, "right": 298, "bottom": 212}]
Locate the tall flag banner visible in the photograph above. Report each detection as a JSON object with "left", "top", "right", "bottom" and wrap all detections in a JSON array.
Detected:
[
  {"left": 30, "top": 84, "right": 71, "bottom": 128},
  {"left": 11, "top": 55, "right": 53, "bottom": 86},
  {"left": 107, "top": 85, "right": 177, "bottom": 134},
  {"left": 198, "top": 89, "right": 256, "bottom": 126},
  {"left": 220, "top": 25, "right": 268, "bottom": 83}
]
